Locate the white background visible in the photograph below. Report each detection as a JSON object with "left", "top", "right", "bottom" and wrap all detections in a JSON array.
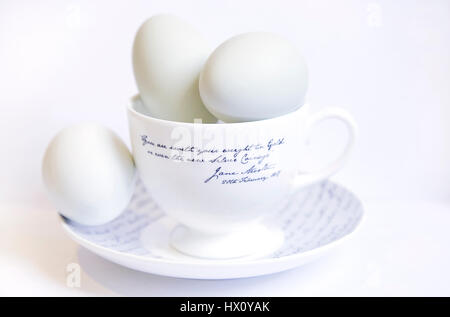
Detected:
[{"left": 0, "top": 0, "right": 449, "bottom": 296}]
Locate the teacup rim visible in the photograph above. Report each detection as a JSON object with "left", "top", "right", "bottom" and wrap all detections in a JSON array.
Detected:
[{"left": 127, "top": 94, "right": 309, "bottom": 127}]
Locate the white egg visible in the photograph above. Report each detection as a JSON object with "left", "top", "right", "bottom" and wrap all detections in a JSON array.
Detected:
[
  {"left": 42, "top": 123, "right": 136, "bottom": 226},
  {"left": 199, "top": 32, "right": 308, "bottom": 122},
  {"left": 133, "top": 14, "right": 217, "bottom": 123}
]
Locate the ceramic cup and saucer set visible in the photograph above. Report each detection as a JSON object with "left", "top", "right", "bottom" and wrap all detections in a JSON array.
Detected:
[
  {"left": 61, "top": 95, "right": 363, "bottom": 279},
  {"left": 51, "top": 15, "right": 364, "bottom": 279}
]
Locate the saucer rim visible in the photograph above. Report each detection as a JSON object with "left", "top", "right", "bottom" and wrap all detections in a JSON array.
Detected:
[{"left": 60, "top": 180, "right": 365, "bottom": 267}]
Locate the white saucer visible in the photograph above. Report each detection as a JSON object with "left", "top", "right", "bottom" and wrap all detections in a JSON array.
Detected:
[{"left": 60, "top": 180, "right": 364, "bottom": 279}]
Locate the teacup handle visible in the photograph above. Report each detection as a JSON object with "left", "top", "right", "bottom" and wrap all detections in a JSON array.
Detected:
[{"left": 294, "top": 107, "right": 357, "bottom": 187}]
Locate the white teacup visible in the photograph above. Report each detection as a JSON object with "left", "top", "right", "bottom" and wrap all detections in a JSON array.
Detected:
[{"left": 127, "top": 96, "right": 356, "bottom": 258}]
